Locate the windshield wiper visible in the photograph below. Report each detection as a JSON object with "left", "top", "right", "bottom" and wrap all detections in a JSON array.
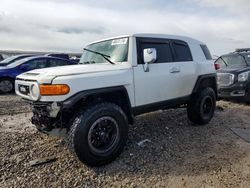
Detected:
[{"left": 83, "top": 48, "right": 115, "bottom": 65}]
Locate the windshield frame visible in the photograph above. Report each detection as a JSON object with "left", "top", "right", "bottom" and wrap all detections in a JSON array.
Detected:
[{"left": 79, "top": 37, "right": 129, "bottom": 65}]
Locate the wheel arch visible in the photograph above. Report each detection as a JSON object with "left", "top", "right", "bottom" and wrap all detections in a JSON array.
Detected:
[
  {"left": 62, "top": 86, "right": 135, "bottom": 124},
  {"left": 192, "top": 73, "right": 218, "bottom": 98}
]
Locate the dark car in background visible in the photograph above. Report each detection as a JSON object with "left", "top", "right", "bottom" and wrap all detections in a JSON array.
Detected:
[
  {"left": 0, "top": 54, "right": 34, "bottom": 66},
  {"left": 46, "top": 53, "right": 70, "bottom": 60},
  {"left": 0, "top": 56, "right": 77, "bottom": 93},
  {"left": 216, "top": 48, "right": 250, "bottom": 102}
]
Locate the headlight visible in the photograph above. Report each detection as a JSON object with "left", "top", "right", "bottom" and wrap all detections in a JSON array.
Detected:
[
  {"left": 30, "top": 84, "right": 40, "bottom": 100},
  {"left": 238, "top": 71, "right": 250, "bottom": 82}
]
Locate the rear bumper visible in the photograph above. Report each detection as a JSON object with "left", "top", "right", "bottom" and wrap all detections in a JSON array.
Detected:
[{"left": 218, "top": 82, "right": 250, "bottom": 101}]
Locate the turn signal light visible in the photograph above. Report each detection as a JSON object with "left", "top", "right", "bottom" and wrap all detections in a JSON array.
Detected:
[{"left": 40, "top": 84, "right": 70, "bottom": 96}]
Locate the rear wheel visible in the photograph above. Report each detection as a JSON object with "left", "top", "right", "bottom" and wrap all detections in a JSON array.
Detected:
[
  {"left": 187, "top": 87, "right": 216, "bottom": 125},
  {"left": 0, "top": 78, "right": 14, "bottom": 93},
  {"left": 67, "top": 102, "right": 128, "bottom": 166}
]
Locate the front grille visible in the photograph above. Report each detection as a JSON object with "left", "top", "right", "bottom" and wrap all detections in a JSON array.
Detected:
[{"left": 217, "top": 73, "right": 235, "bottom": 87}]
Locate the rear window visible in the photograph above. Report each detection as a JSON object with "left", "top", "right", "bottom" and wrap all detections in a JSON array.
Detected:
[
  {"left": 172, "top": 41, "right": 193, "bottom": 62},
  {"left": 200, "top": 45, "right": 212, "bottom": 60}
]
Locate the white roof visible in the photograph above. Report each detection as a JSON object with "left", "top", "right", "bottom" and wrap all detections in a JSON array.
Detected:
[{"left": 88, "top": 33, "right": 205, "bottom": 45}]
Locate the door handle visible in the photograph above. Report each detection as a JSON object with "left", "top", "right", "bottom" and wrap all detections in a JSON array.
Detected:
[{"left": 170, "top": 67, "right": 180, "bottom": 73}]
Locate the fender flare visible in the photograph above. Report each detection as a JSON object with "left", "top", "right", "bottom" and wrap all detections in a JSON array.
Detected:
[
  {"left": 192, "top": 73, "right": 217, "bottom": 95},
  {"left": 61, "top": 86, "right": 134, "bottom": 123}
]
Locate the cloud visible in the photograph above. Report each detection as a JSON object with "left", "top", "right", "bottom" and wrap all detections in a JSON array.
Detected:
[
  {"left": 57, "top": 26, "right": 106, "bottom": 35},
  {"left": 0, "top": 0, "right": 249, "bottom": 55},
  {"left": 189, "top": 0, "right": 250, "bottom": 17}
]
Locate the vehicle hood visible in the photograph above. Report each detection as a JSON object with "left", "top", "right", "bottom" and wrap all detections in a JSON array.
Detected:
[
  {"left": 17, "top": 63, "right": 131, "bottom": 83},
  {"left": 217, "top": 66, "right": 250, "bottom": 74}
]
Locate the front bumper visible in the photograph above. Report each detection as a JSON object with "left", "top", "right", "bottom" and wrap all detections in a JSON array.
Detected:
[
  {"left": 31, "top": 101, "right": 64, "bottom": 133},
  {"left": 29, "top": 92, "right": 86, "bottom": 134},
  {"left": 218, "top": 82, "right": 250, "bottom": 101}
]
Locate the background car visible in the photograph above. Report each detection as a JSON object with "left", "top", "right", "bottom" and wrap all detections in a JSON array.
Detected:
[
  {"left": 45, "top": 53, "right": 70, "bottom": 60},
  {"left": 0, "top": 54, "right": 34, "bottom": 66},
  {"left": 216, "top": 48, "right": 250, "bottom": 102},
  {"left": 0, "top": 56, "right": 77, "bottom": 93}
]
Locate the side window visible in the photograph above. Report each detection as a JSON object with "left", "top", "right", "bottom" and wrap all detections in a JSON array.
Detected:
[
  {"left": 172, "top": 41, "right": 193, "bottom": 62},
  {"left": 139, "top": 41, "right": 173, "bottom": 63},
  {"left": 48, "top": 59, "right": 68, "bottom": 67},
  {"left": 22, "top": 59, "right": 47, "bottom": 70},
  {"left": 200, "top": 44, "right": 212, "bottom": 60}
]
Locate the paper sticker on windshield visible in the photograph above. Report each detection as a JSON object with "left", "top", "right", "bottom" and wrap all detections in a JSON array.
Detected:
[{"left": 111, "top": 38, "right": 128, "bottom": 45}]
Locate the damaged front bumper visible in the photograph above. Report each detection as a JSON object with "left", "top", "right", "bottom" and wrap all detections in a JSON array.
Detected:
[
  {"left": 28, "top": 91, "right": 87, "bottom": 136},
  {"left": 30, "top": 101, "right": 69, "bottom": 136}
]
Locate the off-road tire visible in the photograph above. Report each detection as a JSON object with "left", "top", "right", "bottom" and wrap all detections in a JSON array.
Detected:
[
  {"left": 187, "top": 87, "right": 216, "bottom": 125},
  {"left": 0, "top": 78, "right": 14, "bottom": 94},
  {"left": 67, "top": 102, "right": 128, "bottom": 166}
]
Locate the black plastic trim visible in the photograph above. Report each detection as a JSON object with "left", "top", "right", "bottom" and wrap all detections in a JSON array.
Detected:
[
  {"left": 62, "top": 86, "right": 131, "bottom": 109},
  {"left": 192, "top": 73, "right": 217, "bottom": 94},
  {"left": 132, "top": 95, "right": 190, "bottom": 116}
]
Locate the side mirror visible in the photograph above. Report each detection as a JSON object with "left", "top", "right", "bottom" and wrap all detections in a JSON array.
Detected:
[
  {"left": 143, "top": 48, "right": 157, "bottom": 72},
  {"left": 19, "top": 64, "right": 30, "bottom": 71}
]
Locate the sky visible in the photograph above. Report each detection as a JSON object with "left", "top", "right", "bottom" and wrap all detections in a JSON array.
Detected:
[{"left": 0, "top": 0, "right": 249, "bottom": 56}]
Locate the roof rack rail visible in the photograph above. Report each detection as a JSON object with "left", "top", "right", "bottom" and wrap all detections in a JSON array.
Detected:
[{"left": 235, "top": 48, "right": 250, "bottom": 52}]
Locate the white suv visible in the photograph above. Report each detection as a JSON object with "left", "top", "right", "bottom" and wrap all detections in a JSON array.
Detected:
[{"left": 15, "top": 34, "right": 217, "bottom": 166}]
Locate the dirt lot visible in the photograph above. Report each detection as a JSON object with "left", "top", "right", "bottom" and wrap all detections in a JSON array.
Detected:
[{"left": 1, "top": 95, "right": 250, "bottom": 188}]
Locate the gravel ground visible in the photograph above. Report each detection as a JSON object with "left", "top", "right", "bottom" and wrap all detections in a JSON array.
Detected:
[{"left": 1, "top": 95, "right": 250, "bottom": 187}]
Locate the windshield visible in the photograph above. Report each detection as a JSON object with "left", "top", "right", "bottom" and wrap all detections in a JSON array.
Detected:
[
  {"left": 0, "top": 55, "right": 31, "bottom": 66},
  {"left": 79, "top": 37, "right": 129, "bottom": 64},
  {"left": 215, "top": 54, "right": 248, "bottom": 69},
  {"left": 0, "top": 56, "right": 18, "bottom": 65}
]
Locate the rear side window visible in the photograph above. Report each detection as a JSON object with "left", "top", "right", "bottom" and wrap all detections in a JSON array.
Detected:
[
  {"left": 200, "top": 44, "right": 212, "bottom": 60},
  {"left": 140, "top": 42, "right": 173, "bottom": 63},
  {"left": 172, "top": 41, "right": 193, "bottom": 62},
  {"left": 48, "top": 59, "right": 68, "bottom": 67}
]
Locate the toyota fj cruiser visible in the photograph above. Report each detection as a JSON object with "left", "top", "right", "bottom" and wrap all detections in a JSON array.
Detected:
[{"left": 15, "top": 34, "right": 217, "bottom": 166}]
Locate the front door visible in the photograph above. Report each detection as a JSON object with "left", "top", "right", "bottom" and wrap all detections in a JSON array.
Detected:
[{"left": 133, "top": 37, "right": 183, "bottom": 106}]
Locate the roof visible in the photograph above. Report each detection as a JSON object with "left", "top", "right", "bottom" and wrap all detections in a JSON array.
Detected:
[{"left": 88, "top": 33, "right": 205, "bottom": 45}]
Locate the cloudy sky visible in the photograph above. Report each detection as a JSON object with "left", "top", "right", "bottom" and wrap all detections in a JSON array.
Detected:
[{"left": 0, "top": 0, "right": 249, "bottom": 55}]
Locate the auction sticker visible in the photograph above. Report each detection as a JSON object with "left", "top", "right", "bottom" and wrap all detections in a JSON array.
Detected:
[{"left": 111, "top": 38, "right": 128, "bottom": 45}]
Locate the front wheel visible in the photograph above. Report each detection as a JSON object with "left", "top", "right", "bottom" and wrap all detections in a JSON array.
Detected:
[
  {"left": 67, "top": 102, "right": 128, "bottom": 166},
  {"left": 187, "top": 87, "right": 216, "bottom": 125}
]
